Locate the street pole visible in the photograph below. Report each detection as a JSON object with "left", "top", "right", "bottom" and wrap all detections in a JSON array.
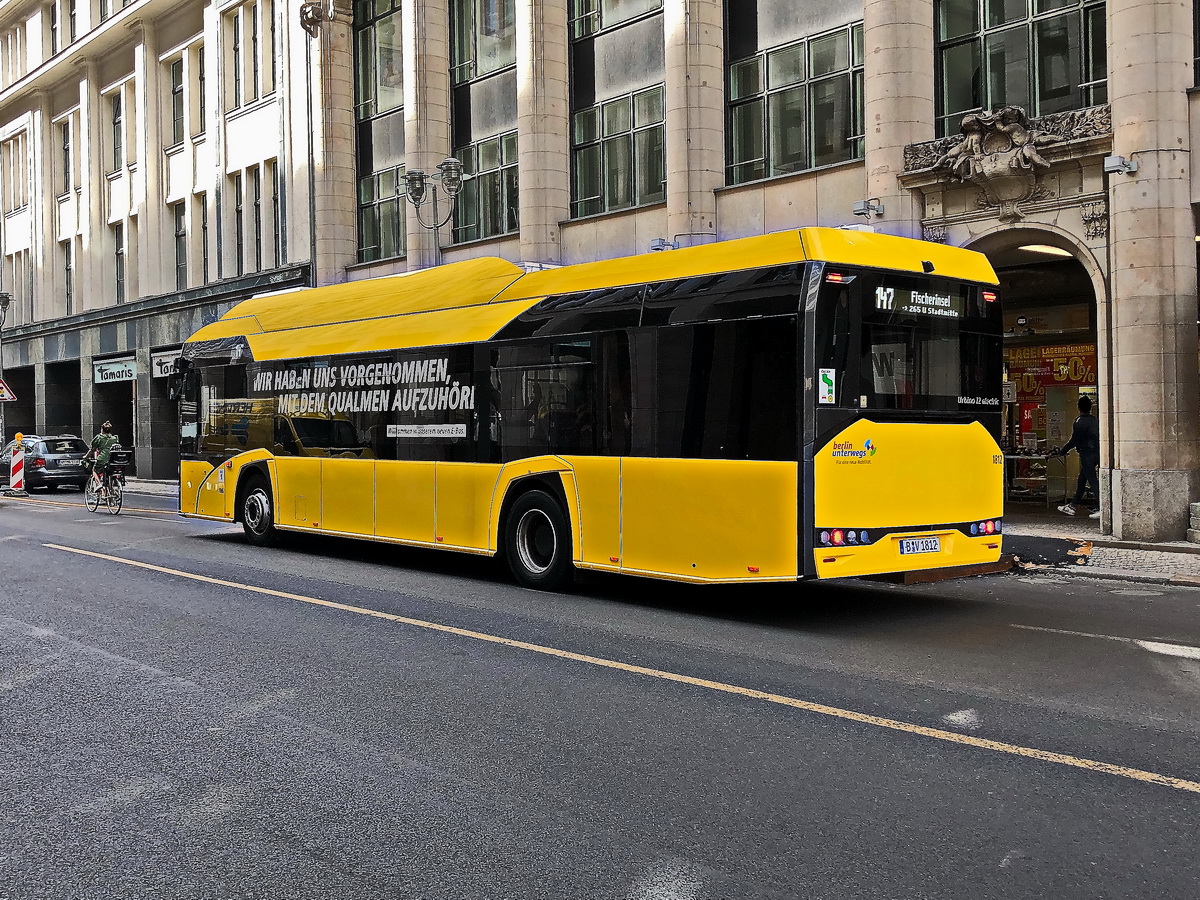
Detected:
[{"left": 0, "top": 291, "right": 11, "bottom": 445}]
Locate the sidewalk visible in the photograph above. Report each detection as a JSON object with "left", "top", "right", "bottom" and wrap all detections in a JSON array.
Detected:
[
  {"left": 1004, "top": 500, "right": 1200, "bottom": 585},
  {"left": 122, "top": 477, "right": 180, "bottom": 498}
]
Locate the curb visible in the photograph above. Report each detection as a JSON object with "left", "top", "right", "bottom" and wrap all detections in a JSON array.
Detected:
[{"left": 1016, "top": 565, "right": 1200, "bottom": 587}]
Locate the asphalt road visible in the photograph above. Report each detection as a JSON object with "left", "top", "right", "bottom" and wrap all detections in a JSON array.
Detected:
[{"left": 2, "top": 489, "right": 1199, "bottom": 899}]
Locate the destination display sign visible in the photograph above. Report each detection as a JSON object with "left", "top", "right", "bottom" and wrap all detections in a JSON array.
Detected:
[{"left": 875, "top": 286, "right": 962, "bottom": 319}]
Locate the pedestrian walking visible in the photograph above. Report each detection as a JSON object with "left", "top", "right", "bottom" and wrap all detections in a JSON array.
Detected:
[{"left": 1057, "top": 396, "right": 1101, "bottom": 518}]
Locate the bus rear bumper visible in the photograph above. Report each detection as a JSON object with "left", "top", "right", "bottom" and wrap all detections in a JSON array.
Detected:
[{"left": 813, "top": 531, "right": 1003, "bottom": 580}]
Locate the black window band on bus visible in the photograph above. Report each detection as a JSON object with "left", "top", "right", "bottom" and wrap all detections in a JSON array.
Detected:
[
  {"left": 183, "top": 335, "right": 255, "bottom": 365},
  {"left": 495, "top": 263, "right": 807, "bottom": 340}
]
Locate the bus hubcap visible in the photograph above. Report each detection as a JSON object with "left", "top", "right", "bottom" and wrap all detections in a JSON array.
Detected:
[
  {"left": 516, "top": 509, "right": 555, "bottom": 574},
  {"left": 246, "top": 490, "right": 270, "bottom": 533}
]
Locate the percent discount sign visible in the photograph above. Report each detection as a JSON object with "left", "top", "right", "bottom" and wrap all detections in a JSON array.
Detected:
[{"left": 1005, "top": 343, "right": 1097, "bottom": 401}]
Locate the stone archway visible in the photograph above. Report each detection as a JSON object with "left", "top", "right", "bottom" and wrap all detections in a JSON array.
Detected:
[{"left": 964, "top": 227, "right": 1107, "bottom": 518}]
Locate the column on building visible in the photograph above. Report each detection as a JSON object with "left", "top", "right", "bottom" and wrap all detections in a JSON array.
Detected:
[
  {"left": 33, "top": 90, "right": 54, "bottom": 322},
  {"left": 662, "top": 0, "right": 722, "bottom": 247},
  {"left": 308, "top": 1, "right": 358, "bottom": 284},
  {"left": 401, "top": 0, "right": 451, "bottom": 269},
  {"left": 133, "top": 18, "right": 165, "bottom": 299},
  {"left": 76, "top": 56, "right": 104, "bottom": 312},
  {"left": 1106, "top": 0, "right": 1199, "bottom": 540},
  {"left": 862, "top": 0, "right": 932, "bottom": 237},
  {"left": 516, "top": 0, "right": 569, "bottom": 263}
]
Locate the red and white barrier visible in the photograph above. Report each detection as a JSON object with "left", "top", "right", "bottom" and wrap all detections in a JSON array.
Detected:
[{"left": 8, "top": 441, "right": 25, "bottom": 492}]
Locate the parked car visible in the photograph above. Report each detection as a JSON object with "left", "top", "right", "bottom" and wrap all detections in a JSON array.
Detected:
[{"left": 0, "top": 434, "right": 91, "bottom": 491}]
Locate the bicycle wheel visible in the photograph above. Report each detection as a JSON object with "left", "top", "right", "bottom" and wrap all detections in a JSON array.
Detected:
[
  {"left": 84, "top": 479, "right": 100, "bottom": 513},
  {"left": 105, "top": 479, "right": 123, "bottom": 515}
]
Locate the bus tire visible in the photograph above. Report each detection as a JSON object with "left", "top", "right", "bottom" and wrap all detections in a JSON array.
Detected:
[
  {"left": 505, "top": 489, "right": 574, "bottom": 591},
  {"left": 241, "top": 476, "right": 277, "bottom": 547}
]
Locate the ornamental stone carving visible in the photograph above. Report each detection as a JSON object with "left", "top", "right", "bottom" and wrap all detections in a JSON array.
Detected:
[
  {"left": 922, "top": 224, "right": 948, "bottom": 244},
  {"left": 1081, "top": 201, "right": 1108, "bottom": 239},
  {"left": 934, "top": 106, "right": 1060, "bottom": 222}
]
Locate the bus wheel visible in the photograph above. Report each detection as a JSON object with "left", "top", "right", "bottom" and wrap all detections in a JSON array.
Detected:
[
  {"left": 241, "top": 477, "right": 277, "bottom": 547},
  {"left": 505, "top": 490, "right": 573, "bottom": 591}
]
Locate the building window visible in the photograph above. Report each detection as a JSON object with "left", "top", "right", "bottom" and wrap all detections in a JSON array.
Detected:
[
  {"left": 62, "top": 240, "right": 73, "bottom": 315},
  {"left": 50, "top": 3, "right": 59, "bottom": 54},
  {"left": 226, "top": 2, "right": 274, "bottom": 111},
  {"left": 68, "top": 0, "right": 76, "bottom": 42},
  {"left": 269, "top": 160, "right": 283, "bottom": 265},
  {"left": 196, "top": 49, "right": 206, "bottom": 133},
  {"left": 355, "top": 0, "right": 405, "bottom": 262},
  {"left": 233, "top": 173, "right": 244, "bottom": 275},
  {"left": 570, "top": 0, "right": 661, "bottom": 38},
  {"left": 252, "top": 165, "right": 263, "bottom": 271},
  {"left": 572, "top": 85, "right": 664, "bottom": 217},
  {"left": 173, "top": 201, "right": 187, "bottom": 290},
  {"left": 935, "top": 0, "right": 1106, "bottom": 136},
  {"left": 60, "top": 122, "right": 72, "bottom": 194},
  {"left": 2, "top": 132, "right": 29, "bottom": 212},
  {"left": 113, "top": 223, "right": 126, "bottom": 303},
  {"left": 170, "top": 58, "right": 185, "bottom": 145},
  {"left": 454, "top": 131, "right": 518, "bottom": 242},
  {"left": 110, "top": 93, "right": 123, "bottom": 170},
  {"left": 231, "top": 14, "right": 242, "bottom": 108},
  {"left": 100, "top": 0, "right": 132, "bottom": 23},
  {"left": 451, "top": 0, "right": 517, "bottom": 84},
  {"left": 357, "top": 165, "right": 406, "bottom": 263},
  {"left": 198, "top": 192, "right": 209, "bottom": 284},
  {"left": 726, "top": 23, "right": 864, "bottom": 185}
]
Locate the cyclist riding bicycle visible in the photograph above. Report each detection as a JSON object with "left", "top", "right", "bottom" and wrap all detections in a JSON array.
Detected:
[{"left": 85, "top": 421, "right": 121, "bottom": 494}]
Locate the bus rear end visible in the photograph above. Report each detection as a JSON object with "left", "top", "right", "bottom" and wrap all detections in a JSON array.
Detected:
[{"left": 807, "top": 265, "right": 1004, "bottom": 579}]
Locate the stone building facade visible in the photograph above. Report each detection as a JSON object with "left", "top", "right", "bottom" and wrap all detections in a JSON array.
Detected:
[{"left": 0, "top": 0, "right": 1197, "bottom": 541}]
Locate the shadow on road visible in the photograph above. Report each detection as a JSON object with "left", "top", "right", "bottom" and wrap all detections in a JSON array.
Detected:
[{"left": 189, "top": 527, "right": 985, "bottom": 632}]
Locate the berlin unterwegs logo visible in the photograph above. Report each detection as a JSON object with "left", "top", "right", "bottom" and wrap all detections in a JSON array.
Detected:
[{"left": 830, "top": 439, "right": 878, "bottom": 460}]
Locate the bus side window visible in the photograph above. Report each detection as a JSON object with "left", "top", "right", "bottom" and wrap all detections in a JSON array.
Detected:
[{"left": 274, "top": 417, "right": 298, "bottom": 455}]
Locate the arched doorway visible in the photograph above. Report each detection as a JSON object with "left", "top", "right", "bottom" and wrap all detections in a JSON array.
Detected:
[{"left": 969, "top": 230, "right": 1102, "bottom": 512}]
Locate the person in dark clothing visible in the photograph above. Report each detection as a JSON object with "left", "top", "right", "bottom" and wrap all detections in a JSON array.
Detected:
[{"left": 1057, "top": 396, "right": 1100, "bottom": 518}]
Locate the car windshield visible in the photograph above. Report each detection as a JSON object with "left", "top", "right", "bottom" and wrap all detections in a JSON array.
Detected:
[{"left": 42, "top": 438, "right": 88, "bottom": 454}]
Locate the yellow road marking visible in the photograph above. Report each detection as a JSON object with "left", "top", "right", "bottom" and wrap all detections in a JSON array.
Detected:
[
  {"left": 44, "top": 541, "right": 1200, "bottom": 796},
  {"left": 16, "top": 496, "right": 178, "bottom": 516}
]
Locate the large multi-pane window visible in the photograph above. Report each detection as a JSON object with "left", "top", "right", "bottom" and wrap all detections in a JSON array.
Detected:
[
  {"left": 454, "top": 131, "right": 518, "bottom": 242},
  {"left": 198, "top": 192, "right": 210, "bottom": 284},
  {"left": 726, "top": 23, "right": 864, "bottom": 184},
  {"left": 2, "top": 132, "right": 28, "bottom": 212},
  {"left": 569, "top": 0, "right": 664, "bottom": 218},
  {"left": 100, "top": 0, "right": 133, "bottom": 23},
  {"left": 572, "top": 85, "right": 665, "bottom": 217},
  {"left": 173, "top": 202, "right": 187, "bottom": 290},
  {"left": 935, "top": 0, "right": 1106, "bottom": 136},
  {"left": 451, "top": 0, "right": 516, "bottom": 84},
  {"left": 50, "top": 3, "right": 59, "bottom": 54},
  {"left": 357, "top": 165, "right": 406, "bottom": 262},
  {"left": 570, "top": 0, "right": 661, "bottom": 37},
  {"left": 355, "top": 0, "right": 406, "bottom": 262}
]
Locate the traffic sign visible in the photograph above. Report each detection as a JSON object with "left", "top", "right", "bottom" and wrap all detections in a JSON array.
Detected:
[{"left": 0, "top": 376, "right": 16, "bottom": 401}]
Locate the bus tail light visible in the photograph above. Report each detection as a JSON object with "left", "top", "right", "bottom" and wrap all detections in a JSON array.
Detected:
[
  {"left": 983, "top": 290, "right": 998, "bottom": 303},
  {"left": 825, "top": 272, "right": 857, "bottom": 285},
  {"left": 747, "top": 566, "right": 760, "bottom": 573}
]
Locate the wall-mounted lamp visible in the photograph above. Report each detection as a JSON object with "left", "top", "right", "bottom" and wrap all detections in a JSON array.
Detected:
[
  {"left": 1103, "top": 155, "right": 1138, "bottom": 175},
  {"left": 852, "top": 198, "right": 884, "bottom": 218}
]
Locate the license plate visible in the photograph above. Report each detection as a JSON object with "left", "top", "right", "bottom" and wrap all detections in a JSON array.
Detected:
[
  {"left": 60, "top": 460, "right": 82, "bottom": 467},
  {"left": 899, "top": 537, "right": 941, "bottom": 555}
]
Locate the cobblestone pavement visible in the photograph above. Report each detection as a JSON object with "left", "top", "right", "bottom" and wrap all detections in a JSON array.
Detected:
[{"left": 1006, "top": 501, "right": 1200, "bottom": 581}]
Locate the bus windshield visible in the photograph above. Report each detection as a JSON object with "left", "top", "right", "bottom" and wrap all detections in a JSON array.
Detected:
[{"left": 818, "top": 270, "right": 1002, "bottom": 414}]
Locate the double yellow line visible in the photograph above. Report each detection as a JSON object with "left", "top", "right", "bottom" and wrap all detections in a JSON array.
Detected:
[{"left": 45, "top": 541, "right": 1200, "bottom": 796}]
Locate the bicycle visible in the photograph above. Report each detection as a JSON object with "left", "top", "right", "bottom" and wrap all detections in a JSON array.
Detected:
[{"left": 84, "top": 449, "right": 131, "bottom": 515}]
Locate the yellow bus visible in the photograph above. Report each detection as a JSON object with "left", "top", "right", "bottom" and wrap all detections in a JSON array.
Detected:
[{"left": 173, "top": 227, "right": 1004, "bottom": 588}]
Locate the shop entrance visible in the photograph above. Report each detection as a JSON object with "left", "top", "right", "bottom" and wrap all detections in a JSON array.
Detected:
[
  {"left": 93, "top": 378, "right": 137, "bottom": 476},
  {"left": 975, "top": 237, "right": 1099, "bottom": 511},
  {"left": 45, "top": 361, "right": 83, "bottom": 436},
  {"left": 1, "top": 365, "right": 35, "bottom": 443}
]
